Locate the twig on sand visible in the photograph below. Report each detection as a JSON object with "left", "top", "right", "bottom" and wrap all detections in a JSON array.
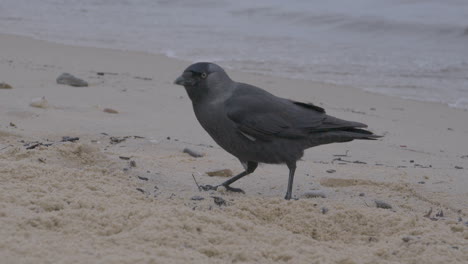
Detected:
[
  {"left": 331, "top": 157, "right": 367, "bottom": 164},
  {"left": 0, "top": 145, "right": 13, "bottom": 151},
  {"left": 192, "top": 173, "right": 202, "bottom": 191},
  {"left": 333, "top": 150, "right": 349, "bottom": 157}
]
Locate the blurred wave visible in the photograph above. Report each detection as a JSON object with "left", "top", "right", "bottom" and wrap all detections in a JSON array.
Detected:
[{"left": 1, "top": 0, "right": 467, "bottom": 109}]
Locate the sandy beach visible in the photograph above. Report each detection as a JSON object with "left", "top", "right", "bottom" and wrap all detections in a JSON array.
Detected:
[{"left": 1, "top": 33, "right": 467, "bottom": 263}]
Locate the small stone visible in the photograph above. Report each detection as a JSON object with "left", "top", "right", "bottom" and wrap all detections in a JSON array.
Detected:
[
  {"left": 206, "top": 169, "right": 233, "bottom": 177},
  {"left": 359, "top": 193, "right": 365, "bottom": 197},
  {"left": 375, "top": 200, "right": 392, "bottom": 209},
  {"left": 183, "top": 147, "right": 204, "bottom": 158},
  {"left": 56, "top": 73, "right": 88, "bottom": 87},
  {"left": 129, "top": 160, "right": 136, "bottom": 167},
  {"left": 29, "top": 96, "right": 49, "bottom": 108},
  {"left": 9, "top": 122, "right": 16, "bottom": 127},
  {"left": 212, "top": 196, "right": 226, "bottom": 206},
  {"left": 454, "top": 166, "right": 463, "bottom": 169},
  {"left": 134, "top": 76, "right": 152, "bottom": 81},
  {"left": 321, "top": 207, "right": 329, "bottom": 214},
  {"left": 402, "top": 236, "right": 414, "bottom": 242},
  {"left": 302, "top": 191, "right": 327, "bottom": 199},
  {"left": 326, "top": 169, "right": 336, "bottom": 173},
  {"left": 137, "top": 176, "right": 148, "bottom": 181},
  {"left": 0, "top": 82, "right": 12, "bottom": 89},
  {"left": 61, "top": 136, "right": 79, "bottom": 142},
  {"left": 435, "top": 210, "right": 444, "bottom": 217},
  {"left": 110, "top": 137, "right": 126, "bottom": 144},
  {"left": 191, "top": 195, "right": 205, "bottom": 201},
  {"left": 103, "top": 108, "right": 119, "bottom": 114}
]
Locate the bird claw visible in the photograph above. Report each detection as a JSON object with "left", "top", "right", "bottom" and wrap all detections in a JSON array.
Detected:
[{"left": 199, "top": 184, "right": 218, "bottom": 191}]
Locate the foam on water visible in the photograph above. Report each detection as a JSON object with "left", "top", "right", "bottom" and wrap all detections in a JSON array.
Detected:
[{"left": 1, "top": 0, "right": 467, "bottom": 109}]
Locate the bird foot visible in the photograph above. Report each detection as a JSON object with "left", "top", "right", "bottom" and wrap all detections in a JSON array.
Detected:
[
  {"left": 198, "top": 184, "right": 245, "bottom": 194},
  {"left": 284, "top": 195, "right": 299, "bottom": 201},
  {"left": 199, "top": 184, "right": 218, "bottom": 191},
  {"left": 222, "top": 185, "right": 245, "bottom": 194}
]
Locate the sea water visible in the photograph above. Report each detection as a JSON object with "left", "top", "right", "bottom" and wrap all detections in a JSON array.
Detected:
[{"left": 1, "top": 0, "right": 467, "bottom": 109}]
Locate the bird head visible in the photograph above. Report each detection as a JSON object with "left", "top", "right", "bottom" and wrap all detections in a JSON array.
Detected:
[{"left": 174, "top": 62, "right": 231, "bottom": 102}]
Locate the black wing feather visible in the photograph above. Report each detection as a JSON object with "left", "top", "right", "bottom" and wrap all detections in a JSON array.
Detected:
[{"left": 226, "top": 83, "right": 367, "bottom": 141}]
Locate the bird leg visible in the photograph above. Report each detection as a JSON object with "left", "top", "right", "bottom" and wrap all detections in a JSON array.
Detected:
[
  {"left": 284, "top": 162, "right": 297, "bottom": 200},
  {"left": 219, "top": 171, "right": 249, "bottom": 193},
  {"left": 200, "top": 161, "right": 258, "bottom": 193}
]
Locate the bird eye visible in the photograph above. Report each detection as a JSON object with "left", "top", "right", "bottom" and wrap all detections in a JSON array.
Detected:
[{"left": 201, "top": 72, "right": 207, "bottom": 79}]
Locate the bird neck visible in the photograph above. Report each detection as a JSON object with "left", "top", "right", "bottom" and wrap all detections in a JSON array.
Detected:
[{"left": 184, "top": 86, "right": 209, "bottom": 104}]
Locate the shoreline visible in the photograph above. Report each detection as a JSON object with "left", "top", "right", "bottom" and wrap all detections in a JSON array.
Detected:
[
  {"left": 2, "top": 31, "right": 467, "bottom": 111},
  {"left": 1, "top": 33, "right": 467, "bottom": 263}
]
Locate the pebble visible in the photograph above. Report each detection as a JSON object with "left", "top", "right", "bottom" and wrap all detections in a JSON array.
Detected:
[
  {"left": 326, "top": 169, "right": 336, "bottom": 173},
  {"left": 375, "top": 200, "right": 392, "bottom": 209},
  {"left": 321, "top": 207, "right": 329, "bottom": 214},
  {"left": 302, "top": 190, "right": 327, "bottom": 198},
  {"left": 402, "top": 236, "right": 414, "bottom": 242},
  {"left": 137, "top": 176, "right": 149, "bottom": 181},
  {"left": 0, "top": 82, "right": 12, "bottom": 89},
  {"left": 212, "top": 196, "right": 226, "bottom": 206},
  {"left": 29, "top": 96, "right": 49, "bottom": 108},
  {"left": 191, "top": 195, "right": 205, "bottom": 201},
  {"left": 206, "top": 169, "right": 233, "bottom": 177},
  {"left": 110, "top": 137, "right": 126, "bottom": 144},
  {"left": 103, "top": 108, "right": 119, "bottom": 114},
  {"left": 183, "top": 147, "right": 204, "bottom": 158},
  {"left": 61, "top": 136, "right": 79, "bottom": 142},
  {"left": 57, "top": 73, "right": 88, "bottom": 87}
]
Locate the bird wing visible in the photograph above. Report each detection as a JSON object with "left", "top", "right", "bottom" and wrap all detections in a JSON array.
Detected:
[{"left": 226, "top": 84, "right": 368, "bottom": 141}]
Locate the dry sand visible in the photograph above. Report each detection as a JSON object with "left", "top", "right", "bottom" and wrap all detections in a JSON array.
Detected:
[{"left": 1, "top": 34, "right": 467, "bottom": 263}]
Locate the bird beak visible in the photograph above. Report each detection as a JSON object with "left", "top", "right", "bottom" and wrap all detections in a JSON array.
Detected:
[
  {"left": 174, "top": 75, "right": 186, "bottom": 86},
  {"left": 174, "top": 71, "right": 198, "bottom": 86}
]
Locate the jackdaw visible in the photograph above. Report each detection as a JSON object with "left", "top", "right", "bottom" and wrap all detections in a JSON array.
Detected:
[{"left": 174, "top": 62, "right": 380, "bottom": 200}]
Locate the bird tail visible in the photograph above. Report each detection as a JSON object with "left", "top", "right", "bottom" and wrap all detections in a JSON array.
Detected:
[
  {"left": 307, "top": 128, "right": 382, "bottom": 147},
  {"left": 343, "top": 128, "right": 382, "bottom": 140}
]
